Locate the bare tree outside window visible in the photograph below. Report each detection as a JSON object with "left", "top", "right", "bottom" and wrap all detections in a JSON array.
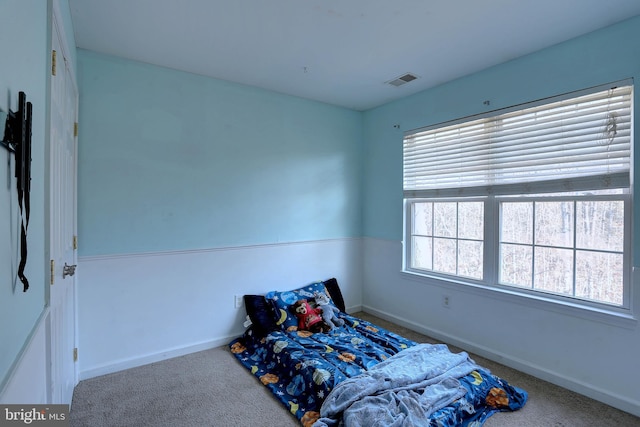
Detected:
[{"left": 496, "top": 197, "right": 624, "bottom": 303}]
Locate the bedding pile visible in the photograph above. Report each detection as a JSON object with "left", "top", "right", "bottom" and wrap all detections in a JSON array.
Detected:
[{"left": 229, "top": 279, "right": 527, "bottom": 426}]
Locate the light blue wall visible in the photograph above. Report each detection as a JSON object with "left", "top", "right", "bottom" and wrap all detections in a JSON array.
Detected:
[
  {"left": 362, "top": 15, "right": 640, "bottom": 265},
  {"left": 77, "top": 51, "right": 363, "bottom": 256},
  {"left": 361, "top": 17, "right": 640, "bottom": 414},
  {"left": 0, "top": 0, "right": 50, "bottom": 389}
]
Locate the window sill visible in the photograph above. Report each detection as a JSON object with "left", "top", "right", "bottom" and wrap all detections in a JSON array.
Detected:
[{"left": 400, "top": 270, "right": 638, "bottom": 329}]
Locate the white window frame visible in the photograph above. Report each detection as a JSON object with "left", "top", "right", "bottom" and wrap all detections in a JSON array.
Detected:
[{"left": 402, "top": 80, "right": 634, "bottom": 320}]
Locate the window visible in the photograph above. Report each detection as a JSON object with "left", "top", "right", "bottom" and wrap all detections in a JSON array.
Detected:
[{"left": 403, "top": 81, "right": 633, "bottom": 310}]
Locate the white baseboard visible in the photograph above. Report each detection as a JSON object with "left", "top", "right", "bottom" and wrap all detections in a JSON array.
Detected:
[
  {"left": 0, "top": 309, "right": 49, "bottom": 404},
  {"left": 81, "top": 307, "right": 367, "bottom": 382},
  {"left": 346, "top": 304, "right": 363, "bottom": 314},
  {"left": 79, "top": 335, "right": 236, "bottom": 381},
  {"left": 363, "top": 305, "right": 640, "bottom": 418},
  {"left": 77, "top": 238, "right": 363, "bottom": 379},
  {"left": 80, "top": 304, "right": 365, "bottom": 381}
]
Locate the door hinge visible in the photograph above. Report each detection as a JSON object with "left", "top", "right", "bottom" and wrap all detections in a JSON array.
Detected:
[
  {"left": 52, "top": 50, "right": 57, "bottom": 76},
  {"left": 50, "top": 260, "right": 55, "bottom": 285},
  {"left": 74, "top": 122, "right": 78, "bottom": 137},
  {"left": 73, "top": 348, "right": 78, "bottom": 362},
  {"left": 73, "top": 235, "right": 78, "bottom": 250}
]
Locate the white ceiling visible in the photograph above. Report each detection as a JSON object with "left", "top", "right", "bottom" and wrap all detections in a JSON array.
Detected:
[{"left": 69, "top": 0, "right": 640, "bottom": 111}]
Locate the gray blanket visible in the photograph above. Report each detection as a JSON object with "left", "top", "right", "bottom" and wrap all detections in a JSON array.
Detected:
[{"left": 313, "top": 343, "right": 480, "bottom": 427}]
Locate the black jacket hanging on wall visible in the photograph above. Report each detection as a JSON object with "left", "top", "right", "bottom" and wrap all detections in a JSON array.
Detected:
[{"left": 2, "top": 91, "right": 32, "bottom": 292}]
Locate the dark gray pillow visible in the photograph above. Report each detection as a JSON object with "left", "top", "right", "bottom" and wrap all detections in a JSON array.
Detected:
[
  {"left": 323, "top": 278, "right": 345, "bottom": 313},
  {"left": 244, "top": 294, "right": 278, "bottom": 337}
]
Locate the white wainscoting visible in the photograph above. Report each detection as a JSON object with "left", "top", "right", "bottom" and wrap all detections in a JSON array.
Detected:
[
  {"left": 77, "top": 238, "right": 362, "bottom": 380},
  {"left": 0, "top": 310, "right": 49, "bottom": 404},
  {"left": 362, "top": 237, "right": 640, "bottom": 418}
]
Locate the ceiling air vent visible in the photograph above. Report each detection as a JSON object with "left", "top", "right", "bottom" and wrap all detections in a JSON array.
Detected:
[{"left": 387, "top": 73, "right": 419, "bottom": 87}]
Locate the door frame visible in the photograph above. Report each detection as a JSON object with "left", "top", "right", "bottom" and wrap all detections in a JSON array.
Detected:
[{"left": 46, "top": 0, "right": 79, "bottom": 404}]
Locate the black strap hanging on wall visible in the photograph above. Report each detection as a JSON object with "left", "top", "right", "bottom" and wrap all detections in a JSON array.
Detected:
[
  {"left": 16, "top": 99, "right": 31, "bottom": 292},
  {"left": 2, "top": 91, "right": 32, "bottom": 292}
]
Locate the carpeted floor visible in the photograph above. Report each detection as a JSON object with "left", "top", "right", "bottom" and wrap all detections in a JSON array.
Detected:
[{"left": 70, "top": 312, "right": 640, "bottom": 427}]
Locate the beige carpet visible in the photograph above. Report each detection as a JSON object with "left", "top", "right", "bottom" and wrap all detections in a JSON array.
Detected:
[{"left": 70, "top": 312, "right": 640, "bottom": 427}]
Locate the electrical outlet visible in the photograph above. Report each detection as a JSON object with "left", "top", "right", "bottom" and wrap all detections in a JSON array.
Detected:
[
  {"left": 442, "top": 295, "right": 451, "bottom": 308},
  {"left": 234, "top": 295, "right": 243, "bottom": 309}
]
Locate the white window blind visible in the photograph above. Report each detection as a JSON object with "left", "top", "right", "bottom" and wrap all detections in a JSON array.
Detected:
[{"left": 403, "top": 82, "right": 633, "bottom": 198}]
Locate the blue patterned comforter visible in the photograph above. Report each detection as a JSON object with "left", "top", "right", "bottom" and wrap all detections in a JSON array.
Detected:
[{"left": 229, "top": 313, "right": 527, "bottom": 426}]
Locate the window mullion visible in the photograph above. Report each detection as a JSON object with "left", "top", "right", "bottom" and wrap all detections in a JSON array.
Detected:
[
  {"left": 455, "top": 202, "right": 460, "bottom": 276},
  {"left": 572, "top": 200, "right": 578, "bottom": 298},
  {"left": 431, "top": 202, "right": 435, "bottom": 272},
  {"left": 531, "top": 201, "right": 536, "bottom": 291},
  {"left": 485, "top": 196, "right": 498, "bottom": 285}
]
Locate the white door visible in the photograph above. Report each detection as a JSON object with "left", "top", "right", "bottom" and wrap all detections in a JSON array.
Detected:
[{"left": 49, "top": 6, "right": 78, "bottom": 406}]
